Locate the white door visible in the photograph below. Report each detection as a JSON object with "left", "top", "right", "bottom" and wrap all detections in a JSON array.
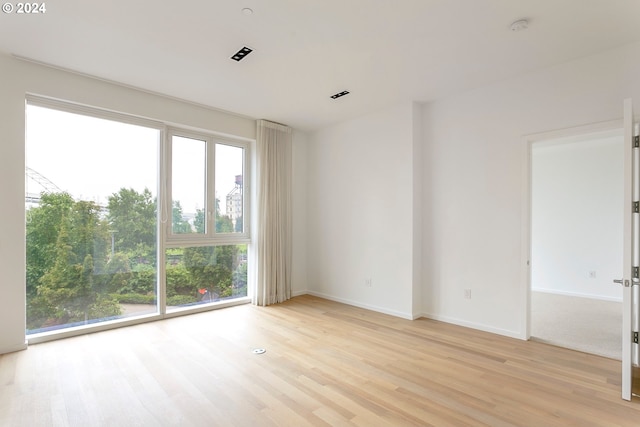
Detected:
[{"left": 620, "top": 98, "right": 638, "bottom": 401}]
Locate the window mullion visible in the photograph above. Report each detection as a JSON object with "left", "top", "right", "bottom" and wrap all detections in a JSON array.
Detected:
[
  {"left": 207, "top": 138, "right": 216, "bottom": 237},
  {"left": 158, "top": 128, "right": 169, "bottom": 315},
  {"left": 164, "top": 134, "right": 174, "bottom": 239}
]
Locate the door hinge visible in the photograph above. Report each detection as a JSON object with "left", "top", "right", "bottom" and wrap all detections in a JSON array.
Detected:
[
  {"left": 634, "top": 332, "right": 638, "bottom": 344},
  {"left": 634, "top": 267, "right": 639, "bottom": 280},
  {"left": 635, "top": 135, "right": 640, "bottom": 148},
  {"left": 634, "top": 202, "right": 639, "bottom": 213}
]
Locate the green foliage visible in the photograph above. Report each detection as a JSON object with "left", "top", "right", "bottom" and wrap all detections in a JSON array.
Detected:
[
  {"left": 124, "top": 264, "right": 156, "bottom": 295},
  {"left": 183, "top": 246, "right": 214, "bottom": 288},
  {"left": 36, "top": 230, "right": 122, "bottom": 325},
  {"left": 26, "top": 193, "right": 118, "bottom": 329},
  {"left": 26, "top": 192, "right": 76, "bottom": 298},
  {"left": 107, "top": 188, "right": 156, "bottom": 260},
  {"left": 167, "top": 295, "right": 199, "bottom": 306},
  {"left": 37, "top": 222, "right": 82, "bottom": 319},
  {"left": 26, "top": 187, "right": 247, "bottom": 331},
  {"left": 172, "top": 200, "right": 193, "bottom": 234},
  {"left": 195, "top": 199, "right": 235, "bottom": 234},
  {"left": 89, "top": 295, "right": 122, "bottom": 319},
  {"left": 105, "top": 253, "right": 132, "bottom": 293},
  {"left": 70, "top": 200, "right": 109, "bottom": 274},
  {"left": 166, "top": 262, "right": 192, "bottom": 297},
  {"left": 233, "top": 262, "right": 248, "bottom": 290},
  {"left": 194, "top": 209, "right": 205, "bottom": 233},
  {"left": 182, "top": 246, "right": 235, "bottom": 298},
  {"left": 111, "top": 293, "right": 156, "bottom": 304},
  {"left": 216, "top": 214, "right": 234, "bottom": 233}
]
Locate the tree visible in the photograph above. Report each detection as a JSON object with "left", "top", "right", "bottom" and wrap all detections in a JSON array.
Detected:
[
  {"left": 166, "top": 262, "right": 191, "bottom": 297},
  {"left": 107, "top": 188, "right": 156, "bottom": 262},
  {"left": 194, "top": 199, "right": 234, "bottom": 234},
  {"left": 37, "top": 220, "right": 78, "bottom": 321},
  {"left": 234, "top": 216, "right": 243, "bottom": 233},
  {"left": 70, "top": 200, "right": 109, "bottom": 275},
  {"left": 37, "top": 222, "right": 121, "bottom": 325},
  {"left": 194, "top": 208, "right": 205, "bottom": 233},
  {"left": 183, "top": 247, "right": 212, "bottom": 292},
  {"left": 26, "top": 192, "right": 75, "bottom": 300},
  {"left": 215, "top": 197, "right": 234, "bottom": 233},
  {"left": 233, "top": 262, "right": 248, "bottom": 296},
  {"left": 105, "top": 252, "right": 132, "bottom": 293},
  {"left": 216, "top": 215, "right": 234, "bottom": 233},
  {"left": 172, "top": 200, "right": 192, "bottom": 234},
  {"left": 180, "top": 198, "right": 239, "bottom": 300},
  {"left": 182, "top": 246, "right": 234, "bottom": 299},
  {"left": 26, "top": 192, "right": 117, "bottom": 330}
]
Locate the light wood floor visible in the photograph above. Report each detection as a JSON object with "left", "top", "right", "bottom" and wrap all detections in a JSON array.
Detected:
[{"left": 1, "top": 295, "right": 640, "bottom": 426}]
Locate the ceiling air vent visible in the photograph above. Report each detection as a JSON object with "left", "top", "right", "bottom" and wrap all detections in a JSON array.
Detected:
[
  {"left": 231, "top": 46, "right": 253, "bottom": 62},
  {"left": 330, "top": 90, "right": 350, "bottom": 99}
]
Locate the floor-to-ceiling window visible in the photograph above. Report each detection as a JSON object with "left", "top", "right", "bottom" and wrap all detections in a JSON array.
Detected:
[
  {"left": 165, "top": 130, "right": 249, "bottom": 311},
  {"left": 25, "top": 98, "right": 250, "bottom": 338}
]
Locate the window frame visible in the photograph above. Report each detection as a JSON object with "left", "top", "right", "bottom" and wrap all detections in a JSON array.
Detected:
[
  {"left": 164, "top": 127, "right": 251, "bottom": 248},
  {"left": 25, "top": 96, "right": 166, "bottom": 340},
  {"left": 24, "top": 96, "right": 253, "bottom": 344}
]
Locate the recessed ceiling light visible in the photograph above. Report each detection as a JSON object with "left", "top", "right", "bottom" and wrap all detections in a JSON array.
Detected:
[
  {"left": 242, "top": 8, "right": 253, "bottom": 15},
  {"left": 510, "top": 19, "right": 529, "bottom": 32},
  {"left": 330, "top": 90, "right": 350, "bottom": 99},
  {"left": 231, "top": 46, "right": 253, "bottom": 61}
]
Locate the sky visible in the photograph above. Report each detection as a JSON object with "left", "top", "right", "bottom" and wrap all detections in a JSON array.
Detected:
[{"left": 26, "top": 104, "right": 243, "bottom": 216}]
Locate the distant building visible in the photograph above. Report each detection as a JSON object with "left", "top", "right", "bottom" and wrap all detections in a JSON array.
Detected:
[{"left": 226, "top": 175, "right": 243, "bottom": 230}]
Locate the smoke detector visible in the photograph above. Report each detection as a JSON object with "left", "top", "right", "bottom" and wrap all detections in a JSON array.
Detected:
[{"left": 510, "top": 19, "right": 529, "bottom": 32}]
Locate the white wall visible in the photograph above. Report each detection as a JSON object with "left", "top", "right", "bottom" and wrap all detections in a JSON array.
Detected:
[
  {"left": 0, "top": 55, "right": 27, "bottom": 354},
  {"left": 291, "top": 130, "right": 308, "bottom": 295},
  {"left": 305, "top": 102, "right": 421, "bottom": 319},
  {"left": 304, "top": 40, "right": 640, "bottom": 331},
  {"left": 412, "top": 103, "right": 423, "bottom": 316},
  {"left": 0, "top": 54, "right": 313, "bottom": 354},
  {"left": 422, "top": 40, "right": 640, "bottom": 338},
  {"left": 532, "top": 134, "right": 623, "bottom": 301}
]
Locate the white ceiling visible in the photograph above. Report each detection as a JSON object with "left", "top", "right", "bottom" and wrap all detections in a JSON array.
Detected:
[{"left": 1, "top": 0, "right": 640, "bottom": 131}]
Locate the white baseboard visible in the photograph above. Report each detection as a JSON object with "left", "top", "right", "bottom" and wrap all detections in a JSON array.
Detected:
[
  {"left": 532, "top": 287, "right": 622, "bottom": 303},
  {"left": 418, "top": 312, "right": 524, "bottom": 340},
  {"left": 303, "top": 291, "right": 414, "bottom": 320},
  {"left": 291, "top": 289, "right": 308, "bottom": 297},
  {"left": 293, "top": 291, "right": 523, "bottom": 339},
  {"left": 0, "top": 341, "right": 28, "bottom": 355}
]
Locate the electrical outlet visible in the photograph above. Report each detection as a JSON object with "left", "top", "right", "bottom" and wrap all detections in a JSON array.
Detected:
[
  {"left": 365, "top": 278, "right": 372, "bottom": 287},
  {"left": 464, "top": 289, "right": 471, "bottom": 299},
  {"left": 588, "top": 271, "right": 597, "bottom": 279}
]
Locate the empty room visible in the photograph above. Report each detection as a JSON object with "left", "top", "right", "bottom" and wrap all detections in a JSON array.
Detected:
[{"left": 3, "top": 1, "right": 640, "bottom": 426}]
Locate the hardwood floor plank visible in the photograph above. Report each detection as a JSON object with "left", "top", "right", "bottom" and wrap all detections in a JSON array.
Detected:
[{"left": 2, "top": 295, "right": 640, "bottom": 426}]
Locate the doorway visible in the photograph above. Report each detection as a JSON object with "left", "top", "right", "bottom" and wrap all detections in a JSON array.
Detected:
[{"left": 530, "top": 127, "right": 623, "bottom": 359}]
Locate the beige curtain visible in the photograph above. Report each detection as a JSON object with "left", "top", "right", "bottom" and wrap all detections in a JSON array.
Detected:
[{"left": 254, "top": 120, "right": 292, "bottom": 306}]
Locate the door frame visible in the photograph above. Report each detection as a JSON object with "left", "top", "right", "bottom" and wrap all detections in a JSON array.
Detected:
[
  {"left": 520, "top": 119, "right": 624, "bottom": 341},
  {"left": 622, "top": 98, "right": 636, "bottom": 400}
]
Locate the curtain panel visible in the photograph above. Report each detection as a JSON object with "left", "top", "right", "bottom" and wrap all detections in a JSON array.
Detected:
[{"left": 254, "top": 120, "right": 292, "bottom": 306}]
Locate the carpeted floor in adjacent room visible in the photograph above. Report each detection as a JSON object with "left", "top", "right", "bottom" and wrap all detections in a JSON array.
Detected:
[{"left": 531, "top": 291, "right": 621, "bottom": 360}]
